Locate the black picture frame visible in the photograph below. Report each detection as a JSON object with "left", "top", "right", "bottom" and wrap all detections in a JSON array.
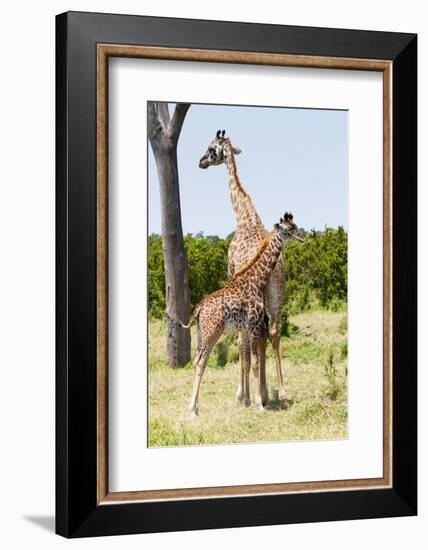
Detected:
[{"left": 56, "top": 10, "right": 417, "bottom": 538}]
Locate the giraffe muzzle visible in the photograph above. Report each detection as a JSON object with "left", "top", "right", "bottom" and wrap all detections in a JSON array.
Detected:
[
  {"left": 287, "top": 230, "right": 304, "bottom": 242},
  {"left": 199, "top": 156, "right": 209, "bottom": 169}
]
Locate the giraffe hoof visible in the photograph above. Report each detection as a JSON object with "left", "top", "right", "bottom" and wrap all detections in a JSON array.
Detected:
[
  {"left": 261, "top": 388, "right": 269, "bottom": 406},
  {"left": 236, "top": 391, "right": 245, "bottom": 402},
  {"left": 256, "top": 402, "right": 265, "bottom": 412},
  {"left": 278, "top": 392, "right": 287, "bottom": 409},
  {"left": 189, "top": 407, "right": 199, "bottom": 419},
  {"left": 244, "top": 398, "right": 251, "bottom": 408}
]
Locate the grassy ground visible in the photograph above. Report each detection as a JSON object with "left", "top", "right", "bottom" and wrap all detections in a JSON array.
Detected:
[{"left": 148, "top": 309, "right": 348, "bottom": 447}]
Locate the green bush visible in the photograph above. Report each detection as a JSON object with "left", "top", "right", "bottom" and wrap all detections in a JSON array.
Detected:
[
  {"left": 148, "top": 234, "right": 166, "bottom": 318},
  {"left": 184, "top": 233, "right": 229, "bottom": 309},
  {"left": 148, "top": 227, "right": 348, "bottom": 320},
  {"left": 284, "top": 227, "right": 348, "bottom": 313}
]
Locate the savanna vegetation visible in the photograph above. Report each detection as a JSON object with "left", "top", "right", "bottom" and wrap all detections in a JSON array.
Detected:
[
  {"left": 148, "top": 228, "right": 348, "bottom": 447},
  {"left": 149, "top": 227, "right": 348, "bottom": 321}
]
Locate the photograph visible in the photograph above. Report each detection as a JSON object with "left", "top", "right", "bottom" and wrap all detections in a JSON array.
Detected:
[{"left": 147, "top": 101, "right": 349, "bottom": 447}]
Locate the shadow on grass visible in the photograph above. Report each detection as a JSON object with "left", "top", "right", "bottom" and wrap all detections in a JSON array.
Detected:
[{"left": 266, "top": 395, "right": 295, "bottom": 411}]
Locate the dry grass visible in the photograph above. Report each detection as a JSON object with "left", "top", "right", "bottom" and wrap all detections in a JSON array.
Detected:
[{"left": 148, "top": 309, "right": 348, "bottom": 447}]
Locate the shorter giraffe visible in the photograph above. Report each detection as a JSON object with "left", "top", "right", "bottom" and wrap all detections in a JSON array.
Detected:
[{"left": 175, "top": 212, "right": 302, "bottom": 417}]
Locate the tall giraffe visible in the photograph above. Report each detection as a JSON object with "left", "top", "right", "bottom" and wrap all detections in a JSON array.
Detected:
[
  {"left": 199, "top": 130, "right": 288, "bottom": 409},
  {"left": 175, "top": 213, "right": 302, "bottom": 417}
]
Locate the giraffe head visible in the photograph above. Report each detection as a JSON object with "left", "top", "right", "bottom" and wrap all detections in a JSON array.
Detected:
[
  {"left": 198, "top": 130, "right": 242, "bottom": 169},
  {"left": 274, "top": 212, "right": 304, "bottom": 242}
]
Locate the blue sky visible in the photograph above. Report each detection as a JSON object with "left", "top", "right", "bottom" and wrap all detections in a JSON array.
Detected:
[{"left": 148, "top": 103, "right": 348, "bottom": 237}]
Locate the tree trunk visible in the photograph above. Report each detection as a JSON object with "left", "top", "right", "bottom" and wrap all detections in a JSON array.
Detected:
[{"left": 148, "top": 103, "right": 191, "bottom": 366}]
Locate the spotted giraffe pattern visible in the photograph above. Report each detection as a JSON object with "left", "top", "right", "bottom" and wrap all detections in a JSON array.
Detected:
[
  {"left": 199, "top": 132, "right": 286, "bottom": 407},
  {"left": 181, "top": 213, "right": 301, "bottom": 417}
]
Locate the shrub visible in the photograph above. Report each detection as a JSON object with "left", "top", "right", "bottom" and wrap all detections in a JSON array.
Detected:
[{"left": 148, "top": 228, "right": 348, "bottom": 319}]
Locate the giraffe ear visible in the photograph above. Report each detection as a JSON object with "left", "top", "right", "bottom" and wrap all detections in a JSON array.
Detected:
[
  {"left": 221, "top": 130, "right": 226, "bottom": 138},
  {"left": 216, "top": 130, "right": 221, "bottom": 138},
  {"left": 232, "top": 146, "right": 242, "bottom": 155},
  {"left": 274, "top": 223, "right": 280, "bottom": 230}
]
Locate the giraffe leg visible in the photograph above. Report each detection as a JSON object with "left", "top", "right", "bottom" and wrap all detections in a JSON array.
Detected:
[
  {"left": 188, "top": 350, "right": 204, "bottom": 418},
  {"left": 189, "top": 322, "right": 223, "bottom": 418},
  {"left": 250, "top": 335, "right": 264, "bottom": 411},
  {"left": 237, "top": 333, "right": 251, "bottom": 406},
  {"left": 188, "top": 348, "right": 211, "bottom": 418},
  {"left": 258, "top": 334, "right": 269, "bottom": 406},
  {"left": 236, "top": 332, "right": 245, "bottom": 402},
  {"left": 271, "top": 322, "right": 286, "bottom": 408},
  {"left": 242, "top": 334, "right": 251, "bottom": 407}
]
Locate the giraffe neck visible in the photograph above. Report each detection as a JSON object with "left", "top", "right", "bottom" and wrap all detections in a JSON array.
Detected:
[
  {"left": 224, "top": 143, "right": 262, "bottom": 229},
  {"left": 242, "top": 230, "right": 284, "bottom": 291}
]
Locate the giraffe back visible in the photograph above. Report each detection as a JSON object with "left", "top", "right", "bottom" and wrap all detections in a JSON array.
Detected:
[{"left": 195, "top": 271, "right": 266, "bottom": 339}]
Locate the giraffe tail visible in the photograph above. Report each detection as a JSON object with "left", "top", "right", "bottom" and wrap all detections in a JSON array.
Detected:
[{"left": 167, "top": 303, "right": 202, "bottom": 329}]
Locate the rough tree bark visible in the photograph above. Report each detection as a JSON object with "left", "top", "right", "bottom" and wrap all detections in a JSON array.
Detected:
[{"left": 148, "top": 102, "right": 191, "bottom": 367}]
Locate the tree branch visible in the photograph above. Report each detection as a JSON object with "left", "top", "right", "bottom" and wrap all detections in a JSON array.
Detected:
[
  {"left": 170, "top": 103, "right": 191, "bottom": 141},
  {"left": 147, "top": 101, "right": 162, "bottom": 142},
  {"left": 157, "top": 102, "right": 171, "bottom": 129}
]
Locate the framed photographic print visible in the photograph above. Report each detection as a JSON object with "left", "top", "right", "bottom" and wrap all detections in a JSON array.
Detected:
[{"left": 56, "top": 11, "right": 417, "bottom": 538}]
